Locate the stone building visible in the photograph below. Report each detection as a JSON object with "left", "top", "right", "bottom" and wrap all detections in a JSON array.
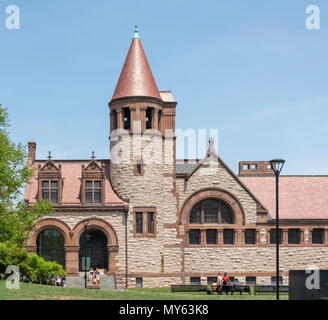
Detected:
[{"left": 24, "top": 30, "right": 328, "bottom": 289}]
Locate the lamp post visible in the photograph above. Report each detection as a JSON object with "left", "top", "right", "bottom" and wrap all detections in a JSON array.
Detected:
[
  {"left": 82, "top": 219, "right": 90, "bottom": 289},
  {"left": 270, "top": 159, "right": 285, "bottom": 301}
]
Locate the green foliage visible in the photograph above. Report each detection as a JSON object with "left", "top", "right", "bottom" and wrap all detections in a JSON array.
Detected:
[
  {"left": 20, "top": 253, "right": 66, "bottom": 283},
  {"left": 0, "top": 241, "right": 27, "bottom": 274},
  {"left": 0, "top": 242, "right": 65, "bottom": 284},
  {"left": 0, "top": 105, "right": 52, "bottom": 245},
  {"left": 0, "top": 106, "right": 32, "bottom": 208}
]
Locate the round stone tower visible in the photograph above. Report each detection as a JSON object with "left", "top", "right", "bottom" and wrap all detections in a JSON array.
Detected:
[{"left": 108, "top": 28, "right": 177, "bottom": 207}]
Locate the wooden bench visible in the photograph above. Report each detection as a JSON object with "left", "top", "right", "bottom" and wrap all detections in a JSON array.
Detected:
[
  {"left": 171, "top": 285, "right": 208, "bottom": 293},
  {"left": 254, "top": 285, "right": 289, "bottom": 295}
]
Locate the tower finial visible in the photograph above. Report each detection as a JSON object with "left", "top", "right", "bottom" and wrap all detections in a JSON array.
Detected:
[
  {"left": 133, "top": 25, "right": 140, "bottom": 39},
  {"left": 48, "top": 151, "right": 52, "bottom": 161},
  {"left": 91, "top": 151, "right": 95, "bottom": 160}
]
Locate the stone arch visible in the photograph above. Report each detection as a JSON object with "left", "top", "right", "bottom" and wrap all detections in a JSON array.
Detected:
[
  {"left": 179, "top": 187, "right": 246, "bottom": 226},
  {"left": 72, "top": 218, "right": 118, "bottom": 247},
  {"left": 27, "top": 218, "right": 72, "bottom": 247}
]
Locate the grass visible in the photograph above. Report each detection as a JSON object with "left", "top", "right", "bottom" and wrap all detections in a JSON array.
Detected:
[{"left": 0, "top": 281, "right": 288, "bottom": 300}]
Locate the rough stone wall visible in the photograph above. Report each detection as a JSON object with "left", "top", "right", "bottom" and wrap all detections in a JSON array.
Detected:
[
  {"left": 127, "top": 277, "right": 183, "bottom": 288},
  {"left": 176, "top": 164, "right": 258, "bottom": 224},
  {"left": 110, "top": 134, "right": 182, "bottom": 280},
  {"left": 184, "top": 246, "right": 328, "bottom": 285}
]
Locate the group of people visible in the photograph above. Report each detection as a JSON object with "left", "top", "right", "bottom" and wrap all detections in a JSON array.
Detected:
[
  {"left": 88, "top": 267, "right": 101, "bottom": 285},
  {"left": 20, "top": 274, "right": 66, "bottom": 287},
  {"left": 215, "top": 272, "right": 242, "bottom": 295}
]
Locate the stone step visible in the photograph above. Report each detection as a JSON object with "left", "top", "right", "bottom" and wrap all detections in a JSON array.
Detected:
[{"left": 66, "top": 274, "right": 115, "bottom": 290}]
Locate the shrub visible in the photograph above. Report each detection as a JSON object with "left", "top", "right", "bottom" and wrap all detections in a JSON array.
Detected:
[
  {"left": 0, "top": 241, "right": 65, "bottom": 284},
  {"left": 0, "top": 241, "right": 27, "bottom": 274},
  {"left": 20, "top": 253, "right": 66, "bottom": 283}
]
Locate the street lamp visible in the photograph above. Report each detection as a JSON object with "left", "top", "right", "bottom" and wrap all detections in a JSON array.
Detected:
[
  {"left": 270, "top": 159, "right": 285, "bottom": 301},
  {"left": 82, "top": 219, "right": 90, "bottom": 289}
]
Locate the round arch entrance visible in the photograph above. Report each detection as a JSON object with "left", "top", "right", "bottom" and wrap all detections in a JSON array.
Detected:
[{"left": 79, "top": 229, "right": 108, "bottom": 271}]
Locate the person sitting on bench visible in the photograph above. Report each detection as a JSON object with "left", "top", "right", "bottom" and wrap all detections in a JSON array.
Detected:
[{"left": 231, "top": 278, "right": 242, "bottom": 295}]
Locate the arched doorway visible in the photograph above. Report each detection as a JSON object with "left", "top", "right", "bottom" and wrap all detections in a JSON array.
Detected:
[
  {"left": 37, "top": 228, "right": 65, "bottom": 267},
  {"left": 79, "top": 229, "right": 108, "bottom": 271}
]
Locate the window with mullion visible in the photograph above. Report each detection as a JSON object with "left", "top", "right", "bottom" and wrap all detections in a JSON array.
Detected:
[
  {"left": 42, "top": 180, "right": 58, "bottom": 203},
  {"left": 203, "top": 199, "right": 218, "bottom": 223},
  {"left": 312, "top": 229, "right": 324, "bottom": 244},
  {"left": 189, "top": 229, "right": 201, "bottom": 245},
  {"left": 85, "top": 180, "right": 102, "bottom": 204}
]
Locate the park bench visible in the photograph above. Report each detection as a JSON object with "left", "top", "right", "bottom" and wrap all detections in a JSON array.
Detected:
[
  {"left": 254, "top": 285, "right": 289, "bottom": 295},
  {"left": 171, "top": 285, "right": 208, "bottom": 293},
  {"left": 210, "top": 284, "right": 251, "bottom": 295}
]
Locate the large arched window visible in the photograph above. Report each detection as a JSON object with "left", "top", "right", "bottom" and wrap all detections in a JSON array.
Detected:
[
  {"left": 189, "top": 199, "right": 234, "bottom": 224},
  {"left": 37, "top": 228, "right": 65, "bottom": 267}
]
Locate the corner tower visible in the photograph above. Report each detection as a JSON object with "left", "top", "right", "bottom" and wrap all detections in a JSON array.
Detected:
[{"left": 109, "top": 28, "right": 177, "bottom": 206}]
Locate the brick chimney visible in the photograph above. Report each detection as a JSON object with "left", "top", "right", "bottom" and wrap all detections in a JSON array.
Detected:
[{"left": 27, "top": 141, "right": 36, "bottom": 164}]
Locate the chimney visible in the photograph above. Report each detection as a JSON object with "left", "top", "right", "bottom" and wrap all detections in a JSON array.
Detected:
[{"left": 28, "top": 141, "right": 36, "bottom": 164}]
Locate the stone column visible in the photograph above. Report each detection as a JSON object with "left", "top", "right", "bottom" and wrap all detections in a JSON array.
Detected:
[
  {"left": 234, "top": 230, "right": 239, "bottom": 244},
  {"left": 218, "top": 229, "right": 223, "bottom": 245},
  {"left": 299, "top": 229, "right": 305, "bottom": 245},
  {"left": 140, "top": 107, "right": 147, "bottom": 131},
  {"left": 324, "top": 229, "right": 328, "bottom": 244},
  {"left": 108, "top": 245, "right": 119, "bottom": 276},
  {"left": 153, "top": 108, "right": 159, "bottom": 130},
  {"left": 64, "top": 245, "right": 80, "bottom": 276},
  {"left": 282, "top": 229, "right": 288, "bottom": 244},
  {"left": 116, "top": 108, "right": 123, "bottom": 130}
]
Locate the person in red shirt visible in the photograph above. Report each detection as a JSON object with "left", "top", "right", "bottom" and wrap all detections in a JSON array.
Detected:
[{"left": 221, "top": 273, "right": 230, "bottom": 295}]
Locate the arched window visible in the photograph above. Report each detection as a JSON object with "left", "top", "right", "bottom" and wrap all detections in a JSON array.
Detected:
[
  {"left": 37, "top": 228, "right": 65, "bottom": 267},
  {"left": 189, "top": 199, "right": 234, "bottom": 224}
]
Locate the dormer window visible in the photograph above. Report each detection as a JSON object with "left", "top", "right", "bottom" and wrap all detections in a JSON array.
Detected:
[
  {"left": 85, "top": 180, "right": 102, "bottom": 204},
  {"left": 38, "top": 153, "right": 62, "bottom": 205},
  {"left": 41, "top": 180, "right": 58, "bottom": 203},
  {"left": 81, "top": 153, "right": 105, "bottom": 205}
]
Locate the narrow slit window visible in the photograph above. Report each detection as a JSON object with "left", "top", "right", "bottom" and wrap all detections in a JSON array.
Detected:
[
  {"left": 136, "top": 213, "right": 143, "bottom": 234},
  {"left": 146, "top": 108, "right": 153, "bottom": 129},
  {"left": 123, "top": 108, "right": 131, "bottom": 130},
  {"left": 147, "top": 213, "right": 154, "bottom": 234}
]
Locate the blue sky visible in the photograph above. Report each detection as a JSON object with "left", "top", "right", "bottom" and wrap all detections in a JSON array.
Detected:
[{"left": 1, "top": 0, "right": 327, "bottom": 175}]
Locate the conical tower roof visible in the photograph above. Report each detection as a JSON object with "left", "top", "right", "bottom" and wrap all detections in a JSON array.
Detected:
[{"left": 111, "top": 28, "right": 161, "bottom": 101}]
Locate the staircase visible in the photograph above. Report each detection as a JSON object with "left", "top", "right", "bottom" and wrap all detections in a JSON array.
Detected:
[{"left": 66, "top": 272, "right": 115, "bottom": 290}]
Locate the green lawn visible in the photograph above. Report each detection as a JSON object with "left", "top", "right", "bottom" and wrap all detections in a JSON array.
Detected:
[{"left": 0, "top": 281, "right": 288, "bottom": 300}]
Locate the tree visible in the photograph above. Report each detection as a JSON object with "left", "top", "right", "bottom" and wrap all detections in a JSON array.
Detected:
[{"left": 0, "top": 105, "right": 52, "bottom": 246}]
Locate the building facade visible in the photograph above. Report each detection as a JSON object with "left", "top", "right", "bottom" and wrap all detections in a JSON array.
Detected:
[{"left": 24, "top": 30, "right": 328, "bottom": 289}]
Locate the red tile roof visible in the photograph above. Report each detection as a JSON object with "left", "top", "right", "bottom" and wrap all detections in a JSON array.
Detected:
[
  {"left": 240, "top": 176, "right": 328, "bottom": 220},
  {"left": 26, "top": 161, "right": 127, "bottom": 207},
  {"left": 111, "top": 37, "right": 161, "bottom": 101}
]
